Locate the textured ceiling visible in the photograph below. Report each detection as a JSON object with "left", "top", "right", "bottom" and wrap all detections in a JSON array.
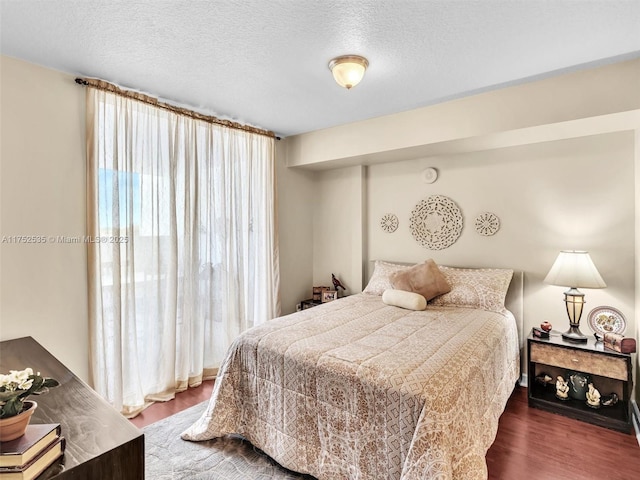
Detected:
[{"left": 1, "top": 0, "right": 639, "bottom": 137}]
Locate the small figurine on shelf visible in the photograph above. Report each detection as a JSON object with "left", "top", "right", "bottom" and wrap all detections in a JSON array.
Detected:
[
  {"left": 555, "top": 375, "right": 569, "bottom": 400},
  {"left": 568, "top": 371, "right": 590, "bottom": 400},
  {"left": 586, "top": 383, "right": 601, "bottom": 408},
  {"left": 534, "top": 373, "right": 553, "bottom": 386},
  {"left": 601, "top": 392, "right": 619, "bottom": 407},
  {"left": 332, "top": 274, "right": 346, "bottom": 292}
]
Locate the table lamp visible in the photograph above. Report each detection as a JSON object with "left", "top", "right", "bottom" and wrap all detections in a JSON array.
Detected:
[{"left": 544, "top": 250, "right": 606, "bottom": 342}]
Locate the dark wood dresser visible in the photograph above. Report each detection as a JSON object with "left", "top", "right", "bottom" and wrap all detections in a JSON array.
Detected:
[{"left": 0, "top": 336, "right": 144, "bottom": 479}]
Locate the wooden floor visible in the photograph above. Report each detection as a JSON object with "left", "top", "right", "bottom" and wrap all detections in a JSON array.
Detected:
[
  {"left": 487, "top": 386, "right": 640, "bottom": 480},
  {"left": 129, "top": 381, "right": 214, "bottom": 429},
  {"left": 131, "top": 383, "right": 640, "bottom": 479}
]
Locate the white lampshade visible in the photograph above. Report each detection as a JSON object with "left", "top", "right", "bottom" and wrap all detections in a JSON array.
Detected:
[
  {"left": 544, "top": 250, "right": 606, "bottom": 342},
  {"left": 328, "top": 55, "right": 368, "bottom": 89},
  {"left": 544, "top": 250, "right": 606, "bottom": 288}
]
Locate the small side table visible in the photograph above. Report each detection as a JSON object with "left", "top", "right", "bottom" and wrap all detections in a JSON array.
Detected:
[
  {"left": 527, "top": 331, "right": 633, "bottom": 433},
  {"left": 300, "top": 299, "right": 322, "bottom": 310}
]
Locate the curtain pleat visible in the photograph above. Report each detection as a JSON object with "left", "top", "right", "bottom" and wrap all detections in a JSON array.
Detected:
[{"left": 86, "top": 88, "right": 280, "bottom": 416}]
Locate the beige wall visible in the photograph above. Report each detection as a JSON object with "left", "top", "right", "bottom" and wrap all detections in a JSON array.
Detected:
[
  {"left": 0, "top": 55, "right": 89, "bottom": 380},
  {"left": 312, "top": 166, "right": 365, "bottom": 294},
  {"left": 366, "top": 133, "right": 635, "bottom": 345},
  {"left": 275, "top": 140, "right": 316, "bottom": 314}
]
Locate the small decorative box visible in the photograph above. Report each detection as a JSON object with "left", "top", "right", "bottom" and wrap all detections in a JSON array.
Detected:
[
  {"left": 604, "top": 332, "right": 636, "bottom": 354},
  {"left": 532, "top": 327, "right": 550, "bottom": 339}
]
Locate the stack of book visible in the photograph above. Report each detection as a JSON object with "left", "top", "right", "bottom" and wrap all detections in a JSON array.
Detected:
[{"left": 0, "top": 424, "right": 65, "bottom": 480}]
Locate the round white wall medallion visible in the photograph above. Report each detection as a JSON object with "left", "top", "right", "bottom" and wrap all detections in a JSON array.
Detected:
[
  {"left": 475, "top": 212, "right": 500, "bottom": 236},
  {"left": 422, "top": 167, "right": 438, "bottom": 184},
  {"left": 409, "top": 195, "right": 463, "bottom": 250},
  {"left": 380, "top": 213, "right": 399, "bottom": 233}
]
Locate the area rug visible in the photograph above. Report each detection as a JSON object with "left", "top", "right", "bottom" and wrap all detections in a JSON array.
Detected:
[{"left": 143, "top": 401, "right": 315, "bottom": 480}]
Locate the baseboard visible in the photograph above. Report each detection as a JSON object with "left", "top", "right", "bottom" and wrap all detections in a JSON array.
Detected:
[
  {"left": 519, "top": 373, "right": 528, "bottom": 388},
  {"left": 632, "top": 399, "right": 640, "bottom": 447}
]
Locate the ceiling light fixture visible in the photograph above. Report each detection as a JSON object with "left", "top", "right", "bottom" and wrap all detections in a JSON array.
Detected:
[{"left": 328, "top": 55, "right": 369, "bottom": 90}]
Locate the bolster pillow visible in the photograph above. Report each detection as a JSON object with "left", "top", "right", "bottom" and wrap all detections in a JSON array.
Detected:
[{"left": 382, "top": 289, "right": 427, "bottom": 311}]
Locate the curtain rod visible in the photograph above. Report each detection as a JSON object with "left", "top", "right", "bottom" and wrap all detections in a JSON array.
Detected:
[{"left": 75, "top": 77, "right": 279, "bottom": 140}]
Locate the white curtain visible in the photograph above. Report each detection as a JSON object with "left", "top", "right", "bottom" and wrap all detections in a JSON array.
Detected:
[{"left": 86, "top": 87, "right": 280, "bottom": 417}]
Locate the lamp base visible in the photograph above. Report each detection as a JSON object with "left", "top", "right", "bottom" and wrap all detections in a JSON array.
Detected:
[{"left": 562, "top": 325, "right": 588, "bottom": 343}]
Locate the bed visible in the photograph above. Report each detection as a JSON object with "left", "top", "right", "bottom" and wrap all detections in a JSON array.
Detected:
[{"left": 182, "top": 262, "right": 523, "bottom": 480}]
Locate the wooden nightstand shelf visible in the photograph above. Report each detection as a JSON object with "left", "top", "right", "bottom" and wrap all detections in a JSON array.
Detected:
[{"left": 527, "top": 331, "right": 633, "bottom": 433}]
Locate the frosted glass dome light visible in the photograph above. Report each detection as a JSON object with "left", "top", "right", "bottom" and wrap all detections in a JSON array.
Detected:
[{"left": 328, "top": 55, "right": 369, "bottom": 89}]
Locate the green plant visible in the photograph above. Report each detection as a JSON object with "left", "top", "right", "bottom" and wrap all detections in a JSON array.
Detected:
[{"left": 0, "top": 368, "right": 59, "bottom": 418}]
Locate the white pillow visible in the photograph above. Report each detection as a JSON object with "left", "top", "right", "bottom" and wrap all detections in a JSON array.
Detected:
[
  {"left": 382, "top": 289, "right": 427, "bottom": 311},
  {"left": 429, "top": 266, "right": 513, "bottom": 313},
  {"left": 363, "top": 260, "right": 413, "bottom": 295}
]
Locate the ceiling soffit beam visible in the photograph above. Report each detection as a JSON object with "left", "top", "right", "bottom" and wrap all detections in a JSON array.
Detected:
[{"left": 286, "top": 58, "right": 640, "bottom": 170}]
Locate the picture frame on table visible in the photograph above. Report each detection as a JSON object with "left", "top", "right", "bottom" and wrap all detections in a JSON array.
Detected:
[
  {"left": 312, "top": 286, "right": 330, "bottom": 302},
  {"left": 322, "top": 290, "right": 338, "bottom": 303}
]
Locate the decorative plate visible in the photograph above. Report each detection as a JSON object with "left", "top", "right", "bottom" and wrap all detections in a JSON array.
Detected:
[
  {"left": 409, "top": 195, "right": 463, "bottom": 250},
  {"left": 475, "top": 212, "right": 500, "bottom": 236},
  {"left": 380, "top": 213, "right": 399, "bottom": 233},
  {"left": 422, "top": 168, "right": 438, "bottom": 184},
  {"left": 587, "top": 306, "right": 626, "bottom": 335}
]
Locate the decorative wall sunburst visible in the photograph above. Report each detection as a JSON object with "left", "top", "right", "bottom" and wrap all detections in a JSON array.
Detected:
[
  {"left": 380, "top": 213, "right": 399, "bottom": 233},
  {"left": 475, "top": 212, "right": 500, "bottom": 236},
  {"left": 409, "top": 195, "right": 463, "bottom": 250}
]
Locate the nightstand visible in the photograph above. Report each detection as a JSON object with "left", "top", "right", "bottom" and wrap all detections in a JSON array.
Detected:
[
  {"left": 527, "top": 331, "right": 633, "bottom": 433},
  {"left": 300, "top": 298, "right": 322, "bottom": 310}
]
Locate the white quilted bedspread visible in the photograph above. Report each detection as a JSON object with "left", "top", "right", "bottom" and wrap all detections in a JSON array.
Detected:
[{"left": 182, "top": 294, "right": 519, "bottom": 480}]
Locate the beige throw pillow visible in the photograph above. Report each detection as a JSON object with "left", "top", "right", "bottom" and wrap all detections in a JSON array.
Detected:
[{"left": 390, "top": 259, "right": 451, "bottom": 301}]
